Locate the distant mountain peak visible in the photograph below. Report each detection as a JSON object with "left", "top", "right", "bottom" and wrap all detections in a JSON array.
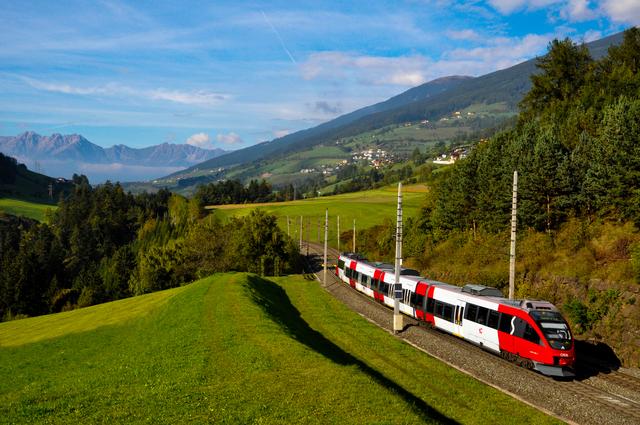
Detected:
[{"left": 0, "top": 132, "right": 228, "bottom": 183}]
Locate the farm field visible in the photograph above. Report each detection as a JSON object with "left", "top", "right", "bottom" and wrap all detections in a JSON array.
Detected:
[
  {"left": 208, "top": 184, "right": 429, "bottom": 248},
  {"left": 0, "top": 273, "right": 559, "bottom": 424},
  {"left": 0, "top": 197, "right": 55, "bottom": 222}
]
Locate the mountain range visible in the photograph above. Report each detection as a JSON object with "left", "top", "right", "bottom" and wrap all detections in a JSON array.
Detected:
[{"left": 0, "top": 132, "right": 226, "bottom": 183}]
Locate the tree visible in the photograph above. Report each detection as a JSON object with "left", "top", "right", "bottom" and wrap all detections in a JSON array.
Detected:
[
  {"left": 101, "top": 245, "right": 136, "bottom": 300},
  {"left": 229, "top": 210, "right": 297, "bottom": 275},
  {"left": 520, "top": 38, "right": 592, "bottom": 120},
  {"left": 0, "top": 153, "right": 18, "bottom": 184},
  {"left": 596, "top": 97, "right": 640, "bottom": 223}
]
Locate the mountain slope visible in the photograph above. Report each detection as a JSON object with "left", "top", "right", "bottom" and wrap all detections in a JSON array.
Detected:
[
  {"left": 174, "top": 76, "right": 473, "bottom": 174},
  {"left": 0, "top": 152, "right": 73, "bottom": 201},
  {"left": 178, "top": 31, "right": 624, "bottom": 176}
]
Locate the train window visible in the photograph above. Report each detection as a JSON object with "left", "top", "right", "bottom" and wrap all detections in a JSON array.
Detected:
[
  {"left": 465, "top": 304, "right": 478, "bottom": 322},
  {"left": 487, "top": 310, "right": 500, "bottom": 329},
  {"left": 345, "top": 268, "right": 351, "bottom": 278},
  {"left": 380, "top": 281, "right": 388, "bottom": 294},
  {"left": 404, "top": 290, "right": 412, "bottom": 304},
  {"left": 498, "top": 313, "right": 513, "bottom": 333},
  {"left": 338, "top": 259, "right": 345, "bottom": 270},
  {"left": 426, "top": 297, "right": 434, "bottom": 314},
  {"left": 523, "top": 324, "right": 541, "bottom": 345},
  {"left": 410, "top": 291, "right": 417, "bottom": 306},
  {"left": 443, "top": 304, "right": 454, "bottom": 322},
  {"left": 414, "top": 294, "right": 425, "bottom": 310},
  {"left": 476, "top": 307, "right": 489, "bottom": 326},
  {"left": 371, "top": 278, "right": 379, "bottom": 291},
  {"left": 513, "top": 317, "right": 527, "bottom": 338},
  {"left": 435, "top": 301, "right": 444, "bottom": 318}
]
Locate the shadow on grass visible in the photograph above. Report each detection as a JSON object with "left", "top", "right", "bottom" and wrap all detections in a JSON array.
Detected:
[{"left": 246, "top": 274, "right": 459, "bottom": 424}]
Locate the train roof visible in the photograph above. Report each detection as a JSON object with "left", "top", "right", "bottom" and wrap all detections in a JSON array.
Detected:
[{"left": 341, "top": 252, "right": 419, "bottom": 276}]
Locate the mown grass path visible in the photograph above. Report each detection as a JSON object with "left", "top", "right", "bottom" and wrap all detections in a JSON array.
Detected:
[{"left": 0, "top": 274, "right": 559, "bottom": 424}]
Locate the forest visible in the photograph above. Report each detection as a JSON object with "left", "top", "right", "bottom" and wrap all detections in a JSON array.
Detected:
[{"left": 0, "top": 176, "right": 301, "bottom": 320}]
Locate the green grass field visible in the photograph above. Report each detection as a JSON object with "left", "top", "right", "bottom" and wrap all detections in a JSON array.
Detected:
[
  {"left": 208, "top": 185, "right": 429, "bottom": 249},
  {"left": 0, "top": 198, "right": 56, "bottom": 222},
  {"left": 0, "top": 273, "right": 559, "bottom": 424}
]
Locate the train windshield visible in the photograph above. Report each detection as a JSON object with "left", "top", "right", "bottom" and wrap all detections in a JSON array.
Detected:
[{"left": 530, "top": 310, "right": 572, "bottom": 350}]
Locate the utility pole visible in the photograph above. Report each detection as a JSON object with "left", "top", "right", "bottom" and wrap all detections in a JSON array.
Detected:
[
  {"left": 306, "top": 217, "right": 310, "bottom": 256},
  {"left": 509, "top": 171, "right": 518, "bottom": 300},
  {"left": 323, "top": 209, "right": 328, "bottom": 286},
  {"left": 337, "top": 215, "right": 340, "bottom": 253},
  {"left": 353, "top": 218, "right": 356, "bottom": 253},
  {"left": 393, "top": 182, "right": 404, "bottom": 333}
]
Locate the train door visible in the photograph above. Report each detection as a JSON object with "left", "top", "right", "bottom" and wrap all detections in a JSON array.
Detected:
[
  {"left": 452, "top": 302, "right": 464, "bottom": 337},
  {"left": 414, "top": 282, "right": 428, "bottom": 321}
]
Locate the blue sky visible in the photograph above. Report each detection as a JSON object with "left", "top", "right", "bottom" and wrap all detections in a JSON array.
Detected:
[{"left": 1, "top": 0, "right": 638, "bottom": 150}]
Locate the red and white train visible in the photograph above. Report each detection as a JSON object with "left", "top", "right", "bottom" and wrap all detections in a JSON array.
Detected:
[{"left": 336, "top": 253, "right": 575, "bottom": 377}]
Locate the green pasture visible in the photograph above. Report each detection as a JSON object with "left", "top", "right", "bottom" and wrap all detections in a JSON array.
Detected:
[
  {"left": 0, "top": 198, "right": 55, "bottom": 222},
  {"left": 208, "top": 185, "right": 429, "bottom": 249},
  {"left": 0, "top": 273, "right": 559, "bottom": 424}
]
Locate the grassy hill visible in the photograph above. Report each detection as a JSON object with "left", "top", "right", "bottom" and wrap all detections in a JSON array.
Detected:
[
  {"left": 0, "top": 154, "right": 73, "bottom": 219},
  {"left": 0, "top": 273, "right": 558, "bottom": 423},
  {"left": 0, "top": 198, "right": 56, "bottom": 222},
  {"left": 208, "top": 184, "right": 429, "bottom": 249}
]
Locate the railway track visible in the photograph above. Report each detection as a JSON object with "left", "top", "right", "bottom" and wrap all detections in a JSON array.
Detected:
[{"left": 302, "top": 241, "right": 640, "bottom": 425}]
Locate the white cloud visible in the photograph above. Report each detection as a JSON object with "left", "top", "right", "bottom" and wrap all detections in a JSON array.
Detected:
[
  {"left": 300, "top": 52, "right": 428, "bottom": 87},
  {"left": 562, "top": 0, "right": 597, "bottom": 22},
  {"left": 297, "top": 32, "right": 555, "bottom": 92},
  {"left": 185, "top": 132, "right": 213, "bottom": 149},
  {"left": 488, "top": 0, "right": 561, "bottom": 14},
  {"left": 601, "top": 0, "right": 640, "bottom": 25},
  {"left": 444, "top": 33, "right": 551, "bottom": 72},
  {"left": 582, "top": 29, "right": 602, "bottom": 42},
  {"left": 150, "top": 89, "right": 229, "bottom": 106},
  {"left": 24, "top": 78, "right": 118, "bottom": 95},
  {"left": 216, "top": 132, "right": 243, "bottom": 145},
  {"left": 488, "top": 0, "right": 525, "bottom": 14},
  {"left": 446, "top": 29, "right": 480, "bottom": 41},
  {"left": 274, "top": 129, "right": 291, "bottom": 138},
  {"left": 22, "top": 77, "right": 229, "bottom": 106}
]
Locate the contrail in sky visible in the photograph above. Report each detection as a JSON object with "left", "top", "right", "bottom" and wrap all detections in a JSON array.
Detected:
[{"left": 261, "top": 11, "right": 297, "bottom": 65}]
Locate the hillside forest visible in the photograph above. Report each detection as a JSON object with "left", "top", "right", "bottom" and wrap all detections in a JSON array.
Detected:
[
  {"left": 0, "top": 28, "right": 639, "bottom": 365},
  {"left": 0, "top": 177, "right": 301, "bottom": 319}
]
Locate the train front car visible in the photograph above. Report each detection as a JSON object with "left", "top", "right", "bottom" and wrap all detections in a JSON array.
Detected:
[
  {"left": 526, "top": 302, "right": 576, "bottom": 377},
  {"left": 500, "top": 300, "right": 576, "bottom": 378}
]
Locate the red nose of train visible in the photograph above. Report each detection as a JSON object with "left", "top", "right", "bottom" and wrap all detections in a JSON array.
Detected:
[{"left": 554, "top": 345, "right": 576, "bottom": 368}]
